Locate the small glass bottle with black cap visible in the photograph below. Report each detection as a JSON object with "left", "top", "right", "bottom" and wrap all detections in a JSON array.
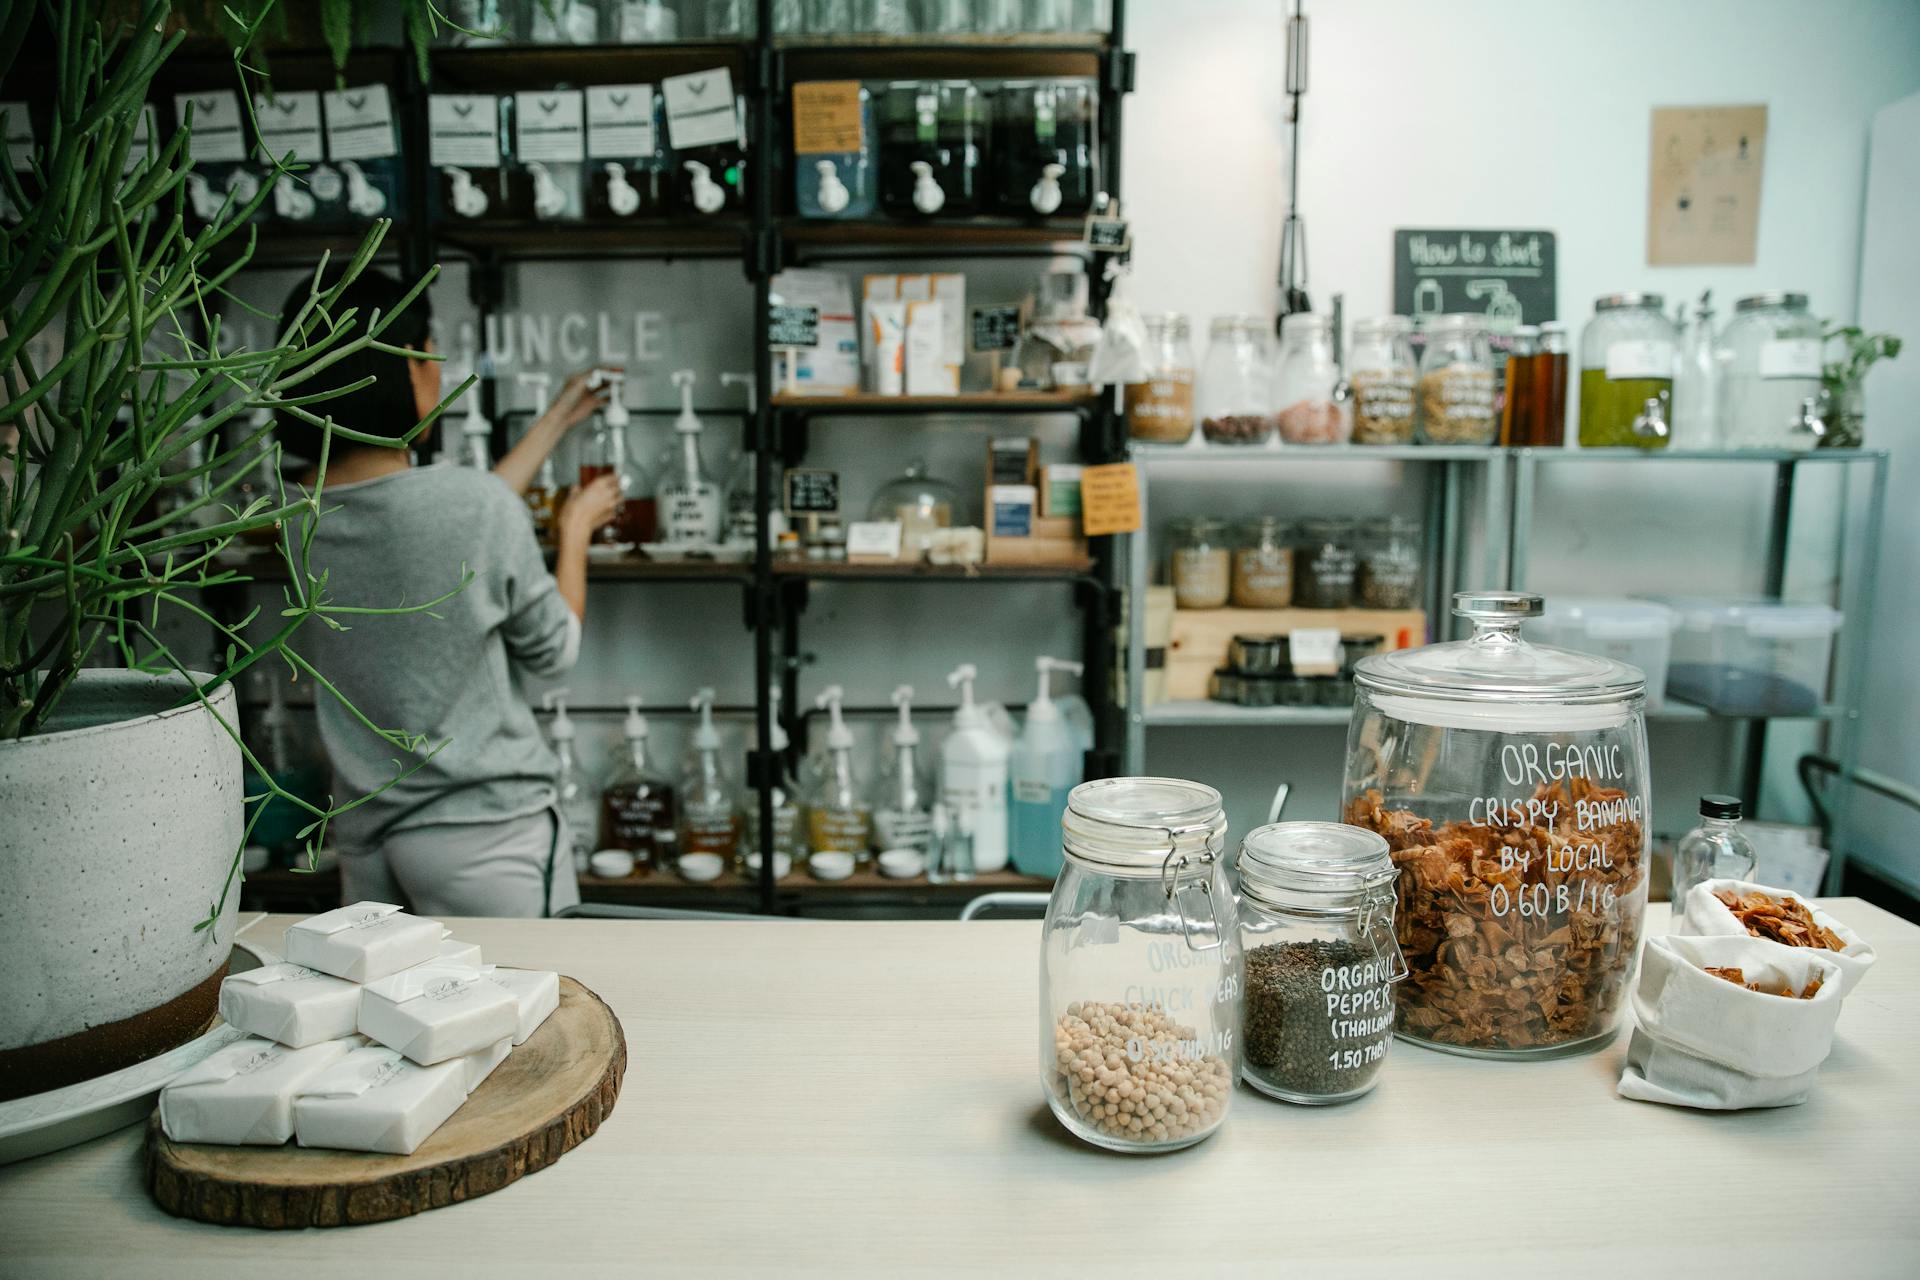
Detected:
[{"left": 1669, "top": 795, "right": 1759, "bottom": 933}]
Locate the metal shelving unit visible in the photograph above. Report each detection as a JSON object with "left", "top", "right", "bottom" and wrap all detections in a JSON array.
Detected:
[{"left": 1123, "top": 441, "right": 1890, "bottom": 894}]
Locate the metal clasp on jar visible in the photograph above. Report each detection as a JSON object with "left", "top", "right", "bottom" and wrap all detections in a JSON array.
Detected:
[
  {"left": 1160, "top": 844, "right": 1224, "bottom": 952},
  {"left": 1357, "top": 887, "right": 1410, "bottom": 982}
]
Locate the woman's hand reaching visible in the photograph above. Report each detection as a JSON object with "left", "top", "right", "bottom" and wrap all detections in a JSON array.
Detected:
[
  {"left": 493, "top": 366, "right": 620, "bottom": 497},
  {"left": 536, "top": 369, "right": 615, "bottom": 436}
]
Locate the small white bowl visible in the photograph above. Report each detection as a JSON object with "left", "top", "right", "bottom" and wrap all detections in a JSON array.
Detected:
[
  {"left": 808, "top": 851, "right": 855, "bottom": 882},
  {"left": 742, "top": 852, "right": 793, "bottom": 880},
  {"left": 876, "top": 849, "right": 925, "bottom": 879},
  {"left": 678, "top": 852, "right": 725, "bottom": 882},
  {"left": 589, "top": 849, "right": 635, "bottom": 879}
]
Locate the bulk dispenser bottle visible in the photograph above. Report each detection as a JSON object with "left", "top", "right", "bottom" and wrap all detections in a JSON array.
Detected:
[
  {"left": 877, "top": 81, "right": 984, "bottom": 217},
  {"left": 744, "top": 683, "right": 800, "bottom": 878},
  {"left": 657, "top": 369, "right": 724, "bottom": 546},
  {"left": 991, "top": 80, "right": 1097, "bottom": 218},
  {"left": 678, "top": 688, "right": 741, "bottom": 877},
  {"left": 675, "top": 95, "right": 747, "bottom": 216},
  {"left": 599, "top": 695, "right": 677, "bottom": 873},
  {"left": 541, "top": 688, "right": 599, "bottom": 875},
  {"left": 804, "top": 685, "right": 873, "bottom": 870},
  {"left": 1010, "top": 657, "right": 1084, "bottom": 877},
  {"left": 940, "top": 663, "right": 1010, "bottom": 873},
  {"left": 873, "top": 686, "right": 933, "bottom": 856},
  {"left": 1342, "top": 591, "right": 1650, "bottom": 1058},
  {"left": 583, "top": 368, "right": 655, "bottom": 545}
]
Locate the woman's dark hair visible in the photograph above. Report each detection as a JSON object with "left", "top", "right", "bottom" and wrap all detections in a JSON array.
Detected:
[{"left": 273, "top": 267, "right": 433, "bottom": 464}]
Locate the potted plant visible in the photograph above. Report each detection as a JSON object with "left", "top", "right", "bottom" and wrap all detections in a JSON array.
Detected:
[
  {"left": 0, "top": 1, "right": 465, "bottom": 1101},
  {"left": 1821, "top": 325, "right": 1903, "bottom": 449}
]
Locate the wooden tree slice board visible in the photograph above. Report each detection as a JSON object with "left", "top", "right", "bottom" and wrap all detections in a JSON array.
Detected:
[{"left": 146, "top": 975, "right": 624, "bottom": 1229}]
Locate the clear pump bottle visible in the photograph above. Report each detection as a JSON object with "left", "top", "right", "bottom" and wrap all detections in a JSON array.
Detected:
[
  {"left": 1010, "top": 656, "right": 1084, "bottom": 877},
  {"left": 873, "top": 685, "right": 933, "bottom": 855},
  {"left": 940, "top": 663, "right": 1010, "bottom": 873},
  {"left": 678, "top": 688, "right": 741, "bottom": 871},
  {"left": 581, "top": 368, "right": 655, "bottom": 546},
  {"left": 658, "top": 369, "right": 724, "bottom": 546},
  {"left": 599, "top": 695, "right": 677, "bottom": 873},
  {"left": 744, "top": 683, "right": 801, "bottom": 876},
  {"left": 541, "top": 688, "right": 599, "bottom": 875},
  {"left": 1670, "top": 795, "right": 1758, "bottom": 933},
  {"left": 804, "top": 685, "right": 873, "bottom": 862}
]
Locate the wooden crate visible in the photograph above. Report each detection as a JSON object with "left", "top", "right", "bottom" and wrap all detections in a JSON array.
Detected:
[{"left": 1166, "top": 608, "right": 1428, "bottom": 702}]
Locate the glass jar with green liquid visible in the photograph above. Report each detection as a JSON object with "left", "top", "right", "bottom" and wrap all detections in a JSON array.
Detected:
[{"left": 1578, "top": 293, "right": 1676, "bottom": 449}]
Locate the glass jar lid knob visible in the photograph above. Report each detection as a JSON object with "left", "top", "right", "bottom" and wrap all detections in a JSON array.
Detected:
[{"left": 1452, "top": 591, "right": 1543, "bottom": 622}]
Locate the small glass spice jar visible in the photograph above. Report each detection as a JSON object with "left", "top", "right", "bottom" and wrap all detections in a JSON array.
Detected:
[
  {"left": 1293, "top": 516, "right": 1357, "bottom": 609},
  {"left": 1236, "top": 822, "right": 1406, "bottom": 1105},
  {"left": 1169, "top": 516, "right": 1230, "bottom": 609},
  {"left": 1231, "top": 517, "right": 1294, "bottom": 607},
  {"left": 1125, "top": 313, "right": 1196, "bottom": 444},
  {"left": 1348, "top": 316, "right": 1417, "bottom": 445},
  {"left": 1041, "top": 777, "right": 1240, "bottom": 1152},
  {"left": 1356, "top": 515, "right": 1421, "bottom": 609},
  {"left": 1199, "top": 316, "right": 1275, "bottom": 445},
  {"left": 1273, "top": 313, "right": 1350, "bottom": 445},
  {"left": 1416, "top": 314, "right": 1497, "bottom": 445}
]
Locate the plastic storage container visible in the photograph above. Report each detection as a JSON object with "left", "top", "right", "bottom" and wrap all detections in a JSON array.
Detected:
[
  {"left": 1343, "top": 591, "right": 1651, "bottom": 1058},
  {"left": 1645, "top": 597, "right": 1843, "bottom": 716},
  {"left": 1528, "top": 598, "right": 1678, "bottom": 710},
  {"left": 1236, "top": 821, "right": 1405, "bottom": 1105},
  {"left": 1041, "top": 777, "right": 1239, "bottom": 1153}
]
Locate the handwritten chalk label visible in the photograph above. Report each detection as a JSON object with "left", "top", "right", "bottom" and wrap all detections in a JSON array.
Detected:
[
  {"left": 784, "top": 468, "right": 840, "bottom": 517},
  {"left": 970, "top": 304, "right": 1021, "bottom": 353},
  {"left": 1079, "top": 462, "right": 1140, "bottom": 536},
  {"left": 1394, "top": 228, "right": 1557, "bottom": 327}
]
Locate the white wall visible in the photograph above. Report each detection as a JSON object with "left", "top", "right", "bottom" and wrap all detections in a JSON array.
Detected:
[{"left": 1124, "top": 0, "right": 1920, "bottom": 843}]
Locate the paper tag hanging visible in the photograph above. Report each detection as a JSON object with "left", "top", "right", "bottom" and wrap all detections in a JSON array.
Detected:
[
  {"left": 429, "top": 95, "right": 501, "bottom": 168},
  {"left": 662, "top": 68, "right": 739, "bottom": 151},
  {"left": 253, "top": 91, "right": 323, "bottom": 165},
  {"left": 323, "top": 85, "right": 398, "bottom": 161},
  {"left": 514, "top": 90, "right": 586, "bottom": 163},
  {"left": 586, "top": 84, "right": 656, "bottom": 156},
  {"left": 173, "top": 91, "right": 247, "bottom": 163}
]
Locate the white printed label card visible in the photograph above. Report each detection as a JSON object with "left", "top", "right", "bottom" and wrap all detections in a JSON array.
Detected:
[
  {"left": 514, "top": 89, "right": 586, "bottom": 163},
  {"left": 429, "top": 94, "right": 501, "bottom": 168},
  {"left": 662, "top": 68, "right": 738, "bottom": 150},
  {"left": 253, "top": 90, "right": 323, "bottom": 164},
  {"left": 173, "top": 90, "right": 247, "bottom": 163},
  {"left": 324, "top": 84, "right": 398, "bottom": 161}
]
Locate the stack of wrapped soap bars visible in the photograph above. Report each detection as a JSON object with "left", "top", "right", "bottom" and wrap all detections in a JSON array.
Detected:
[{"left": 158, "top": 902, "right": 560, "bottom": 1155}]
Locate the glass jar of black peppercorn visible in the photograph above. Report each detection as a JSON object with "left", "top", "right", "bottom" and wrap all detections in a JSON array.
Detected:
[
  {"left": 1236, "top": 822, "right": 1406, "bottom": 1105},
  {"left": 1293, "top": 516, "right": 1358, "bottom": 608}
]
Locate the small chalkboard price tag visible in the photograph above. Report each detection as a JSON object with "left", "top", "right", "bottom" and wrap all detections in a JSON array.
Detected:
[
  {"left": 783, "top": 468, "right": 840, "bottom": 518},
  {"left": 768, "top": 304, "right": 820, "bottom": 349},
  {"left": 1084, "top": 202, "right": 1131, "bottom": 254},
  {"left": 970, "top": 305, "right": 1021, "bottom": 354}
]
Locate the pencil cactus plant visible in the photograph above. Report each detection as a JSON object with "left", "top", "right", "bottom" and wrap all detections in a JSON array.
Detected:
[{"left": 0, "top": 0, "right": 467, "bottom": 928}]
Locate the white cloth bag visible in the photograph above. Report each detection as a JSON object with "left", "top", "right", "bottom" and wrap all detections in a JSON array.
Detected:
[
  {"left": 1617, "top": 934, "right": 1844, "bottom": 1111},
  {"left": 1682, "top": 879, "right": 1877, "bottom": 995}
]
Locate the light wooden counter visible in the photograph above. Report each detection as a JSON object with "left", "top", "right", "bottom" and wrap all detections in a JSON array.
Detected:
[{"left": 2, "top": 901, "right": 1916, "bottom": 1277}]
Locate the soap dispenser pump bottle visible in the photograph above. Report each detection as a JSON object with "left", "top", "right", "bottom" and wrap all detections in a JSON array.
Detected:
[
  {"left": 1010, "top": 656, "right": 1084, "bottom": 877},
  {"left": 804, "top": 685, "right": 872, "bottom": 861},
  {"left": 583, "top": 368, "right": 655, "bottom": 546},
  {"left": 659, "top": 369, "right": 724, "bottom": 545},
  {"left": 939, "top": 663, "right": 1010, "bottom": 873},
  {"left": 599, "top": 695, "right": 677, "bottom": 873},
  {"left": 744, "top": 683, "right": 801, "bottom": 875},
  {"left": 678, "top": 687, "right": 741, "bottom": 871},
  {"left": 873, "top": 685, "right": 933, "bottom": 855},
  {"left": 541, "top": 687, "right": 598, "bottom": 875}
]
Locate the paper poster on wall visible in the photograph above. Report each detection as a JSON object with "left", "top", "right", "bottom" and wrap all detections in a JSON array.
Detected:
[{"left": 1647, "top": 104, "right": 1767, "bottom": 266}]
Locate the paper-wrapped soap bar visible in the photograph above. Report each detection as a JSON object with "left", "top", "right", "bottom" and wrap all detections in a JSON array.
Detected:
[
  {"left": 461, "top": 1037, "right": 512, "bottom": 1093},
  {"left": 284, "top": 901, "right": 447, "bottom": 983},
  {"left": 488, "top": 968, "right": 560, "bottom": 1045},
  {"left": 440, "top": 938, "right": 483, "bottom": 968},
  {"left": 358, "top": 962, "right": 519, "bottom": 1065},
  {"left": 218, "top": 962, "right": 361, "bottom": 1048},
  {"left": 160, "top": 1036, "right": 355, "bottom": 1145},
  {"left": 293, "top": 1045, "right": 468, "bottom": 1155}
]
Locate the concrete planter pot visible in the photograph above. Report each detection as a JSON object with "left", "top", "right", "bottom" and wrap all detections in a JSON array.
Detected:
[{"left": 0, "top": 671, "right": 242, "bottom": 1101}]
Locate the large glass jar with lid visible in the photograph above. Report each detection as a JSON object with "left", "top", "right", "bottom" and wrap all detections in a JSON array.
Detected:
[
  {"left": 868, "top": 462, "right": 966, "bottom": 561},
  {"left": 1199, "top": 317, "right": 1275, "bottom": 446},
  {"left": 1125, "top": 313, "right": 1196, "bottom": 444},
  {"left": 1231, "top": 517, "right": 1293, "bottom": 607},
  {"left": 1578, "top": 293, "right": 1675, "bottom": 449},
  {"left": 1415, "top": 315, "right": 1496, "bottom": 445},
  {"left": 1343, "top": 592, "right": 1651, "bottom": 1058},
  {"left": 1349, "top": 316, "right": 1417, "bottom": 445},
  {"left": 1041, "top": 777, "right": 1240, "bottom": 1153},
  {"left": 1356, "top": 515, "right": 1421, "bottom": 609},
  {"left": 1293, "top": 516, "right": 1357, "bottom": 609},
  {"left": 1272, "top": 313, "right": 1350, "bottom": 445},
  {"left": 990, "top": 80, "right": 1098, "bottom": 218},
  {"left": 877, "top": 81, "right": 985, "bottom": 217},
  {"left": 1168, "top": 516, "right": 1230, "bottom": 610},
  {"left": 1236, "top": 822, "right": 1406, "bottom": 1105},
  {"left": 1719, "top": 292, "right": 1825, "bottom": 451}
]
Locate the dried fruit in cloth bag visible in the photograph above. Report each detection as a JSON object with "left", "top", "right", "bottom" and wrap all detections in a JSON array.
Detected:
[
  {"left": 1703, "top": 965, "right": 1824, "bottom": 999},
  {"left": 1713, "top": 889, "right": 1847, "bottom": 951},
  {"left": 1346, "top": 777, "right": 1647, "bottom": 1052}
]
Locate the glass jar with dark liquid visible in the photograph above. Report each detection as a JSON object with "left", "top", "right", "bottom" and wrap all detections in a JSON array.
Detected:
[
  {"left": 991, "top": 80, "right": 1097, "bottom": 218},
  {"left": 877, "top": 80, "right": 985, "bottom": 218},
  {"left": 580, "top": 406, "right": 657, "bottom": 546}
]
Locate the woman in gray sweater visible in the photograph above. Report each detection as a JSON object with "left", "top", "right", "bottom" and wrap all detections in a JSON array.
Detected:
[{"left": 277, "top": 269, "right": 619, "bottom": 917}]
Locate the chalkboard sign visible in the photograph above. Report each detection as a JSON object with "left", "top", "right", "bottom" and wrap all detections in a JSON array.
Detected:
[
  {"left": 783, "top": 467, "right": 840, "bottom": 517},
  {"left": 970, "top": 305, "right": 1021, "bottom": 353},
  {"left": 1084, "top": 215, "right": 1130, "bottom": 253},
  {"left": 768, "top": 303, "right": 820, "bottom": 348},
  {"left": 1392, "top": 229, "right": 1557, "bottom": 327}
]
